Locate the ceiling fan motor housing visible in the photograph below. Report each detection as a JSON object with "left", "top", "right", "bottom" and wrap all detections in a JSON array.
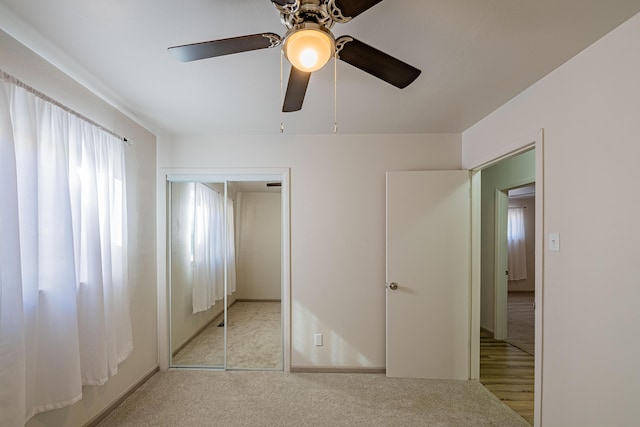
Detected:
[{"left": 276, "top": 0, "right": 350, "bottom": 30}]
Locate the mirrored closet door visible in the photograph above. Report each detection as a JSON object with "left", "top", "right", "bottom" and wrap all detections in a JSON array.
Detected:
[{"left": 169, "top": 180, "right": 283, "bottom": 370}]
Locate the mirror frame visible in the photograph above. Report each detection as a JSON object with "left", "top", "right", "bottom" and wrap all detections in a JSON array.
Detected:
[{"left": 157, "top": 168, "right": 291, "bottom": 371}]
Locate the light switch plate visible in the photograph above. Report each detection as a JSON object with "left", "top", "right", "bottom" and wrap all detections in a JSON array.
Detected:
[{"left": 549, "top": 232, "right": 560, "bottom": 252}]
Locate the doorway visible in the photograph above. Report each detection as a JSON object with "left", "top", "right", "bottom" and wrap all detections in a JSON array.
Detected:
[
  {"left": 504, "top": 185, "right": 535, "bottom": 355},
  {"left": 157, "top": 169, "right": 291, "bottom": 372},
  {"left": 477, "top": 149, "right": 536, "bottom": 424}
]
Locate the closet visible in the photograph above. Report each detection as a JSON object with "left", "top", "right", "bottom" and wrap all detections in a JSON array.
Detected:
[{"left": 168, "top": 179, "right": 283, "bottom": 370}]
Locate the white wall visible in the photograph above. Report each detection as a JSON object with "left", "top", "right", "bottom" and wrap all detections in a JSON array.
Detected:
[
  {"left": 158, "top": 133, "right": 461, "bottom": 368},
  {"left": 480, "top": 150, "right": 535, "bottom": 331},
  {"left": 0, "top": 29, "right": 158, "bottom": 427},
  {"left": 463, "top": 11, "right": 640, "bottom": 427},
  {"left": 235, "top": 192, "right": 282, "bottom": 300}
]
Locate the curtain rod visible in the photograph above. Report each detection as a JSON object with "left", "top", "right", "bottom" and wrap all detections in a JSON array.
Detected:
[
  {"left": 508, "top": 206, "right": 527, "bottom": 208},
  {"left": 200, "top": 182, "right": 225, "bottom": 197},
  {"left": 1, "top": 68, "right": 132, "bottom": 146}
]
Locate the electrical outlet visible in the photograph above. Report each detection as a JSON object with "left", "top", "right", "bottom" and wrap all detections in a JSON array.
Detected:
[{"left": 314, "top": 333, "right": 323, "bottom": 347}]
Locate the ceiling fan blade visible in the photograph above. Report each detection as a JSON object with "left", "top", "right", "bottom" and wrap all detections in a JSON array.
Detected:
[
  {"left": 331, "top": 0, "right": 383, "bottom": 20},
  {"left": 336, "top": 36, "right": 421, "bottom": 89},
  {"left": 168, "top": 33, "right": 281, "bottom": 62},
  {"left": 271, "top": 0, "right": 297, "bottom": 6},
  {"left": 270, "top": 0, "right": 300, "bottom": 14},
  {"left": 282, "top": 67, "right": 311, "bottom": 112}
]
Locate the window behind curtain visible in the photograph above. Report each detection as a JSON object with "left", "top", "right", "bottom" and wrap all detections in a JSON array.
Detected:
[
  {"left": 507, "top": 207, "right": 527, "bottom": 281},
  {"left": 0, "top": 71, "right": 132, "bottom": 424}
]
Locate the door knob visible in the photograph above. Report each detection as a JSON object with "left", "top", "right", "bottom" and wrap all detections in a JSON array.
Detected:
[{"left": 388, "top": 282, "right": 398, "bottom": 290}]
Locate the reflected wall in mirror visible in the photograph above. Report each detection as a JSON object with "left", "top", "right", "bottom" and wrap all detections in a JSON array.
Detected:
[
  {"left": 227, "top": 181, "right": 282, "bottom": 370},
  {"left": 169, "top": 180, "right": 283, "bottom": 370}
]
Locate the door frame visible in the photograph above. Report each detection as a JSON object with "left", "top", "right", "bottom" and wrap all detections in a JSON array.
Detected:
[
  {"left": 469, "top": 130, "right": 544, "bottom": 426},
  {"left": 494, "top": 189, "right": 509, "bottom": 340},
  {"left": 157, "top": 167, "right": 291, "bottom": 372},
  {"left": 494, "top": 183, "right": 536, "bottom": 341}
]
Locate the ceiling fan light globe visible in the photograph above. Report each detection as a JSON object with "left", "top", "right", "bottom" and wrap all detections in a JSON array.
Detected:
[
  {"left": 284, "top": 25, "right": 335, "bottom": 72},
  {"left": 299, "top": 48, "right": 319, "bottom": 69}
]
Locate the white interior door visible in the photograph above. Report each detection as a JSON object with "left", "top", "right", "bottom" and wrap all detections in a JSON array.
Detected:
[
  {"left": 386, "top": 170, "right": 470, "bottom": 379},
  {"left": 494, "top": 189, "right": 509, "bottom": 340}
]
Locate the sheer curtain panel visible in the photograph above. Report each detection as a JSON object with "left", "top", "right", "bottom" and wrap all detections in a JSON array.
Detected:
[
  {"left": 0, "top": 72, "right": 132, "bottom": 425},
  {"left": 507, "top": 207, "right": 527, "bottom": 281},
  {"left": 192, "top": 183, "right": 225, "bottom": 313},
  {"left": 0, "top": 72, "right": 26, "bottom": 427},
  {"left": 191, "top": 184, "right": 237, "bottom": 313}
]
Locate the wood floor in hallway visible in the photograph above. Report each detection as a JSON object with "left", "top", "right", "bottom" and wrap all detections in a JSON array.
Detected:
[{"left": 480, "top": 329, "right": 534, "bottom": 425}]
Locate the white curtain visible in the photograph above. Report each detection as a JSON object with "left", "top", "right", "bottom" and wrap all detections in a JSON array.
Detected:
[
  {"left": 191, "top": 183, "right": 236, "bottom": 313},
  {"left": 192, "top": 183, "right": 224, "bottom": 312},
  {"left": 0, "top": 72, "right": 26, "bottom": 427},
  {"left": 507, "top": 207, "right": 527, "bottom": 281},
  {"left": 0, "top": 72, "right": 131, "bottom": 425}
]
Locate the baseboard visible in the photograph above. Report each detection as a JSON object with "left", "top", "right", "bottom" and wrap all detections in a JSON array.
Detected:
[
  {"left": 236, "top": 299, "right": 282, "bottom": 302},
  {"left": 480, "top": 327, "right": 494, "bottom": 336},
  {"left": 172, "top": 300, "right": 237, "bottom": 357},
  {"left": 290, "top": 367, "right": 386, "bottom": 374},
  {"left": 172, "top": 314, "right": 221, "bottom": 357},
  {"left": 84, "top": 366, "right": 159, "bottom": 427}
]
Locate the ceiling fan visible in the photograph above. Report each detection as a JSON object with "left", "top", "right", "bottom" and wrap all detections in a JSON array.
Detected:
[{"left": 168, "top": 0, "right": 421, "bottom": 112}]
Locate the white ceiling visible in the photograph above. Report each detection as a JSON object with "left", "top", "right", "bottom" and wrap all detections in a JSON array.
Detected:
[{"left": 1, "top": 0, "right": 639, "bottom": 136}]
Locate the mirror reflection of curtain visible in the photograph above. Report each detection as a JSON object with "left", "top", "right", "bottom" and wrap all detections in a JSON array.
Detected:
[
  {"left": 507, "top": 207, "right": 527, "bottom": 281},
  {"left": 192, "top": 183, "right": 236, "bottom": 313}
]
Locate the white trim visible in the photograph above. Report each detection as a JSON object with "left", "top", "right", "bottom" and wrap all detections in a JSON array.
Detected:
[
  {"left": 469, "top": 171, "right": 481, "bottom": 380},
  {"left": 157, "top": 173, "right": 170, "bottom": 370},
  {"left": 281, "top": 169, "right": 291, "bottom": 372},
  {"left": 464, "top": 142, "right": 535, "bottom": 172},
  {"left": 465, "top": 140, "right": 537, "bottom": 174},
  {"left": 224, "top": 182, "right": 229, "bottom": 369},
  {"left": 534, "top": 130, "right": 544, "bottom": 427},
  {"left": 156, "top": 167, "right": 292, "bottom": 372}
]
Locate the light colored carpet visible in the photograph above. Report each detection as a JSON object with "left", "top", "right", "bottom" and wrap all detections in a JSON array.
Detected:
[
  {"left": 98, "top": 371, "right": 530, "bottom": 427},
  {"left": 172, "top": 301, "right": 282, "bottom": 369},
  {"left": 506, "top": 292, "right": 534, "bottom": 355}
]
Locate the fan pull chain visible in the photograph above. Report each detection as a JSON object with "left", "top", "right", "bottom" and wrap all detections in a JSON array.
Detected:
[
  {"left": 333, "top": 53, "right": 338, "bottom": 134},
  {"left": 280, "top": 50, "right": 284, "bottom": 133}
]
